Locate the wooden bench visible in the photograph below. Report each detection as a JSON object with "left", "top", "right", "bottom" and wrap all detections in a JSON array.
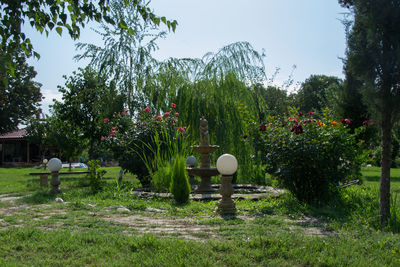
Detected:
[
  {"left": 29, "top": 171, "right": 90, "bottom": 187},
  {"left": 339, "top": 179, "right": 360, "bottom": 189}
]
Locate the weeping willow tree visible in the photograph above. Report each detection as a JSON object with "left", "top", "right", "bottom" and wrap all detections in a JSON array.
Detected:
[
  {"left": 141, "top": 42, "right": 268, "bottom": 182},
  {"left": 74, "top": 0, "right": 166, "bottom": 112},
  {"left": 75, "top": 1, "right": 271, "bottom": 181}
]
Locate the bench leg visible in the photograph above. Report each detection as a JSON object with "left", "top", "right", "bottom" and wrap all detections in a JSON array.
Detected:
[{"left": 40, "top": 174, "right": 48, "bottom": 187}]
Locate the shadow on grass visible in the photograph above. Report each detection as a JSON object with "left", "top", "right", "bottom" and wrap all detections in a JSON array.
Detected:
[
  {"left": 364, "top": 175, "right": 400, "bottom": 182},
  {"left": 256, "top": 187, "right": 400, "bottom": 233},
  {"left": 19, "top": 190, "right": 57, "bottom": 204}
]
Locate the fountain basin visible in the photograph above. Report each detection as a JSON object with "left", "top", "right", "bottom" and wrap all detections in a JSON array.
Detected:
[
  {"left": 187, "top": 167, "right": 220, "bottom": 193},
  {"left": 187, "top": 167, "right": 219, "bottom": 177}
]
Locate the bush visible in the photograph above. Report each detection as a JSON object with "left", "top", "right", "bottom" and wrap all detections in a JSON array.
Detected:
[
  {"left": 151, "top": 162, "right": 172, "bottom": 192},
  {"left": 170, "top": 156, "right": 191, "bottom": 204},
  {"left": 87, "top": 160, "right": 106, "bottom": 193},
  {"left": 100, "top": 104, "right": 188, "bottom": 187},
  {"left": 255, "top": 108, "right": 364, "bottom": 205}
]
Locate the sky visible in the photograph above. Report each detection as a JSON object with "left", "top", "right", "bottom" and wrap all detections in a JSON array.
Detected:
[{"left": 24, "top": 0, "right": 349, "bottom": 114}]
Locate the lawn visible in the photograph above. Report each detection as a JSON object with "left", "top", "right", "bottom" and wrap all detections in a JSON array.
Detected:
[{"left": 0, "top": 166, "right": 399, "bottom": 266}]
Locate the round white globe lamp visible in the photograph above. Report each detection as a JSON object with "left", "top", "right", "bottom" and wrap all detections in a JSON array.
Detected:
[
  {"left": 48, "top": 158, "right": 62, "bottom": 172},
  {"left": 48, "top": 158, "right": 62, "bottom": 194},
  {"left": 216, "top": 154, "right": 237, "bottom": 215},
  {"left": 216, "top": 154, "right": 238, "bottom": 175}
]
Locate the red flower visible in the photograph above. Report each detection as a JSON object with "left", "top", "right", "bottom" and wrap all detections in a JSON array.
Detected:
[
  {"left": 112, "top": 126, "right": 118, "bottom": 130},
  {"left": 177, "top": 126, "right": 185, "bottom": 132},
  {"left": 123, "top": 109, "right": 129, "bottom": 114},
  {"left": 290, "top": 124, "right": 303, "bottom": 135},
  {"left": 308, "top": 111, "right": 314, "bottom": 116},
  {"left": 170, "top": 103, "right": 176, "bottom": 108},
  {"left": 175, "top": 112, "right": 179, "bottom": 117},
  {"left": 164, "top": 112, "right": 170, "bottom": 117},
  {"left": 157, "top": 115, "right": 162, "bottom": 119},
  {"left": 144, "top": 107, "right": 150, "bottom": 112},
  {"left": 341, "top": 118, "right": 352, "bottom": 125},
  {"left": 104, "top": 118, "right": 109, "bottom": 123},
  {"left": 101, "top": 136, "right": 106, "bottom": 141},
  {"left": 259, "top": 124, "right": 267, "bottom": 131}
]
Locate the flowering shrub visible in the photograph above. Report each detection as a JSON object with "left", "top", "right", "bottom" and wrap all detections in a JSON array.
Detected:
[
  {"left": 256, "top": 108, "right": 364, "bottom": 204},
  {"left": 101, "top": 104, "right": 187, "bottom": 187}
]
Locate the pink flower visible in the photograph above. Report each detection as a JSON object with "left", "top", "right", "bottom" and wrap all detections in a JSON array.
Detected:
[
  {"left": 164, "top": 112, "right": 170, "bottom": 117},
  {"left": 175, "top": 112, "right": 179, "bottom": 117},
  {"left": 109, "top": 130, "right": 116, "bottom": 137},
  {"left": 177, "top": 126, "right": 185, "bottom": 132},
  {"left": 170, "top": 103, "right": 176, "bottom": 108},
  {"left": 101, "top": 136, "right": 106, "bottom": 141},
  {"left": 123, "top": 109, "right": 129, "bottom": 114},
  {"left": 112, "top": 126, "right": 118, "bottom": 130},
  {"left": 144, "top": 107, "right": 150, "bottom": 112},
  {"left": 157, "top": 115, "right": 162, "bottom": 119},
  {"left": 104, "top": 118, "right": 109, "bottom": 123}
]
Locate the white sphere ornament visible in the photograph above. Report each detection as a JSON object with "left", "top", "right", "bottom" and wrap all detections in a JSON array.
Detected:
[
  {"left": 48, "top": 158, "right": 62, "bottom": 172},
  {"left": 185, "top": 155, "right": 197, "bottom": 166},
  {"left": 216, "top": 154, "right": 238, "bottom": 175},
  {"left": 43, "top": 159, "right": 48, "bottom": 164}
]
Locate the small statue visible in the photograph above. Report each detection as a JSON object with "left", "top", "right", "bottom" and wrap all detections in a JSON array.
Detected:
[{"left": 199, "top": 117, "right": 210, "bottom": 146}]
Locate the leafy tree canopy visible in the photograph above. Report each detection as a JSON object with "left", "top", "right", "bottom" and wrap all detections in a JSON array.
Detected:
[
  {"left": 295, "top": 74, "right": 343, "bottom": 114},
  {"left": 0, "top": 0, "right": 177, "bottom": 86},
  {"left": 0, "top": 48, "right": 42, "bottom": 134},
  {"left": 340, "top": 0, "right": 400, "bottom": 224},
  {"left": 52, "top": 67, "right": 124, "bottom": 159}
]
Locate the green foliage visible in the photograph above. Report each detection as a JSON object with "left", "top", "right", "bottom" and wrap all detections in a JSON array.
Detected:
[
  {"left": 0, "top": 0, "right": 176, "bottom": 86},
  {"left": 74, "top": 0, "right": 168, "bottom": 112},
  {"left": 256, "top": 108, "right": 364, "bottom": 204},
  {"left": 53, "top": 67, "right": 124, "bottom": 159},
  {"left": 0, "top": 49, "right": 42, "bottom": 134},
  {"left": 101, "top": 103, "right": 189, "bottom": 187},
  {"left": 169, "top": 156, "right": 190, "bottom": 204},
  {"left": 341, "top": 0, "right": 400, "bottom": 223},
  {"left": 87, "top": 160, "right": 106, "bottom": 193},
  {"left": 151, "top": 161, "right": 172, "bottom": 192},
  {"left": 295, "top": 74, "right": 343, "bottom": 114}
]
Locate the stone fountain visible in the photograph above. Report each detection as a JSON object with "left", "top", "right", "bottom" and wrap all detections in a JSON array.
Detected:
[{"left": 187, "top": 117, "right": 220, "bottom": 193}]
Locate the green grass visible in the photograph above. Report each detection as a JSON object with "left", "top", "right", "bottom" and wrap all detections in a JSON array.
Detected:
[
  {"left": 0, "top": 166, "right": 400, "bottom": 266},
  {"left": 0, "top": 166, "right": 140, "bottom": 194},
  {"left": 362, "top": 166, "right": 400, "bottom": 194}
]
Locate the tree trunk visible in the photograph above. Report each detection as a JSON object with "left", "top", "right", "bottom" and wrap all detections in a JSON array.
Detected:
[{"left": 380, "top": 108, "right": 392, "bottom": 224}]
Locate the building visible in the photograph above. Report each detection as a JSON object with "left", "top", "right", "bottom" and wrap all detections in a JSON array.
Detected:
[{"left": 0, "top": 128, "right": 41, "bottom": 166}]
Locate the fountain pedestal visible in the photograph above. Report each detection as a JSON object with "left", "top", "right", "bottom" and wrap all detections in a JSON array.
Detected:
[{"left": 187, "top": 118, "right": 220, "bottom": 194}]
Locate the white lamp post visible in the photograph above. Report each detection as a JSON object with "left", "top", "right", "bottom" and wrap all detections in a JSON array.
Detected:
[
  {"left": 216, "top": 154, "right": 238, "bottom": 215},
  {"left": 185, "top": 155, "right": 197, "bottom": 188},
  {"left": 48, "top": 158, "right": 62, "bottom": 194},
  {"left": 43, "top": 158, "right": 48, "bottom": 170}
]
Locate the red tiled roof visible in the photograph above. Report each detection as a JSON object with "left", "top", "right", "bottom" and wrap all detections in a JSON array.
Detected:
[{"left": 0, "top": 128, "right": 27, "bottom": 140}]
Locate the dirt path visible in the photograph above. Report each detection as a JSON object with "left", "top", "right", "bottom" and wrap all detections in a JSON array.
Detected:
[{"left": 0, "top": 194, "right": 335, "bottom": 240}]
